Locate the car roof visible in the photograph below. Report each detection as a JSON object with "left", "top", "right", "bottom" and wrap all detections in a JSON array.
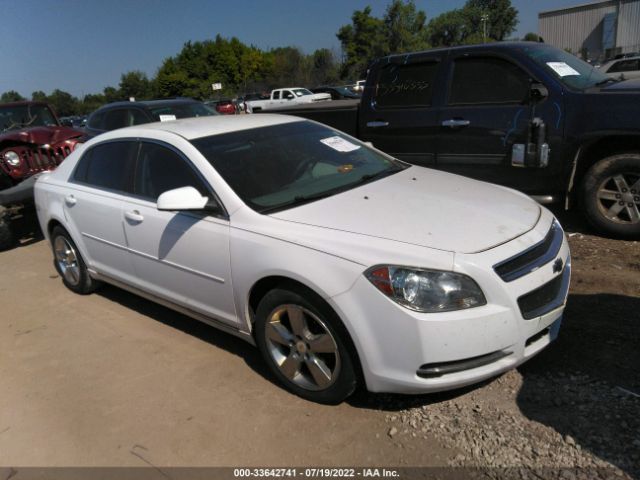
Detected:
[
  {"left": 380, "top": 41, "right": 554, "bottom": 62},
  {"left": 96, "top": 98, "right": 201, "bottom": 111},
  {"left": 600, "top": 55, "right": 640, "bottom": 67},
  {"left": 102, "top": 114, "right": 304, "bottom": 140}
]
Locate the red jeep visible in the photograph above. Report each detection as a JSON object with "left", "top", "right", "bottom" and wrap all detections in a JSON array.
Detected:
[{"left": 0, "top": 101, "right": 84, "bottom": 249}]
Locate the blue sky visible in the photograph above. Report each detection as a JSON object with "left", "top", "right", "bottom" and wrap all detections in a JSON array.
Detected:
[{"left": 1, "top": 0, "right": 582, "bottom": 97}]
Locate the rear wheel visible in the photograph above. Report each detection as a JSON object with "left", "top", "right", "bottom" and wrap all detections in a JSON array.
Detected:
[
  {"left": 582, "top": 154, "right": 640, "bottom": 238},
  {"left": 51, "top": 226, "right": 99, "bottom": 294},
  {"left": 255, "top": 287, "right": 358, "bottom": 404}
]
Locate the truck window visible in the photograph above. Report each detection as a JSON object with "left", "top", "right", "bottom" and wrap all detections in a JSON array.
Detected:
[
  {"left": 273, "top": 91, "right": 281, "bottom": 100},
  {"left": 374, "top": 62, "right": 438, "bottom": 108},
  {"left": 449, "top": 57, "right": 529, "bottom": 106}
]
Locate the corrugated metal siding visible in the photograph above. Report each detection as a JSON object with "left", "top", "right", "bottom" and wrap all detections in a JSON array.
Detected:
[
  {"left": 617, "top": 0, "right": 640, "bottom": 51},
  {"left": 539, "top": 0, "right": 618, "bottom": 58}
]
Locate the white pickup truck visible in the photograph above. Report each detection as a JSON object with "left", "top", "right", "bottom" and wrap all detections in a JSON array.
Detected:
[{"left": 246, "top": 88, "right": 331, "bottom": 112}]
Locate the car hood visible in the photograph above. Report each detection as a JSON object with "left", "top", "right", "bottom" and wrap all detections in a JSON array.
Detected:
[
  {"left": 270, "top": 167, "right": 541, "bottom": 254},
  {"left": 0, "top": 125, "right": 83, "bottom": 144},
  {"left": 600, "top": 77, "right": 640, "bottom": 91}
]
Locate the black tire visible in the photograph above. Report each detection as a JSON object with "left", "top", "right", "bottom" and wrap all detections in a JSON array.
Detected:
[
  {"left": 581, "top": 153, "right": 640, "bottom": 238},
  {"left": 50, "top": 226, "right": 99, "bottom": 294},
  {"left": 0, "top": 213, "right": 14, "bottom": 251},
  {"left": 254, "top": 286, "right": 358, "bottom": 404}
]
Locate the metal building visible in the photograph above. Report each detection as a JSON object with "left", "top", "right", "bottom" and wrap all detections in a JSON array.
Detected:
[{"left": 539, "top": 0, "right": 640, "bottom": 61}]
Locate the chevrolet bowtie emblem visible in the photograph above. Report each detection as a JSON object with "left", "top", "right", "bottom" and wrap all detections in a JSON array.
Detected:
[{"left": 553, "top": 258, "right": 563, "bottom": 274}]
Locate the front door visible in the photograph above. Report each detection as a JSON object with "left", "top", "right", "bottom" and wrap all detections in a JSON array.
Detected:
[
  {"left": 436, "top": 53, "right": 535, "bottom": 191},
  {"left": 122, "top": 141, "right": 237, "bottom": 326}
]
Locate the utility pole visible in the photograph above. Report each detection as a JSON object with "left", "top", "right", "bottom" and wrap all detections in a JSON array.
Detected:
[{"left": 481, "top": 13, "right": 489, "bottom": 43}]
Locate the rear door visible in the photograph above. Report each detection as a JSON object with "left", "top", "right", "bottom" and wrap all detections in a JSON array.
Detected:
[
  {"left": 435, "top": 52, "right": 533, "bottom": 189},
  {"left": 359, "top": 52, "right": 444, "bottom": 167},
  {"left": 64, "top": 140, "right": 138, "bottom": 283}
]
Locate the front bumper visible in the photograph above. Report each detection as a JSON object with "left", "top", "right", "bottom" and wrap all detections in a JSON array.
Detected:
[{"left": 329, "top": 209, "right": 570, "bottom": 394}]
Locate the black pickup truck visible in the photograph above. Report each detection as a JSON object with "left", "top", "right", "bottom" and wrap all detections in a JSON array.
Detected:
[{"left": 260, "top": 42, "right": 640, "bottom": 238}]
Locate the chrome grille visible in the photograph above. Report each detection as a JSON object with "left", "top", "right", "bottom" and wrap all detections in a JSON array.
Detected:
[
  {"left": 493, "top": 221, "right": 563, "bottom": 282},
  {"left": 23, "top": 145, "right": 71, "bottom": 173}
]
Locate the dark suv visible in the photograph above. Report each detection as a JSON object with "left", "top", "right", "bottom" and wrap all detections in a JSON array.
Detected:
[
  {"left": 0, "top": 101, "right": 84, "bottom": 248},
  {"left": 84, "top": 98, "right": 218, "bottom": 139}
]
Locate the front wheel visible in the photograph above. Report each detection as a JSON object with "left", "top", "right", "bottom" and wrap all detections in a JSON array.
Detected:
[
  {"left": 582, "top": 154, "right": 640, "bottom": 238},
  {"left": 254, "top": 287, "right": 358, "bottom": 404}
]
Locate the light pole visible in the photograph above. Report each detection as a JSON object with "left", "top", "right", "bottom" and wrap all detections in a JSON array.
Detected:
[{"left": 481, "top": 13, "right": 489, "bottom": 43}]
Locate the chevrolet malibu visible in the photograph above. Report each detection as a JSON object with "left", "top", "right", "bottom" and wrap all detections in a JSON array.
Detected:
[{"left": 34, "top": 115, "right": 570, "bottom": 404}]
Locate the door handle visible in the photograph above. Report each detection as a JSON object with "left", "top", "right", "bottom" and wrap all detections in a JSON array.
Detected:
[
  {"left": 366, "top": 121, "right": 389, "bottom": 128},
  {"left": 64, "top": 194, "right": 76, "bottom": 206},
  {"left": 441, "top": 119, "right": 470, "bottom": 128},
  {"left": 124, "top": 210, "right": 144, "bottom": 223}
]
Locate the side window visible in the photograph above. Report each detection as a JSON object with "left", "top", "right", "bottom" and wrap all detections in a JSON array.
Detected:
[
  {"left": 284, "top": 90, "right": 294, "bottom": 99},
  {"left": 608, "top": 59, "right": 639, "bottom": 73},
  {"left": 134, "top": 142, "right": 208, "bottom": 201},
  {"left": 374, "top": 61, "right": 438, "bottom": 108},
  {"left": 88, "top": 110, "right": 104, "bottom": 129},
  {"left": 103, "top": 109, "right": 130, "bottom": 131},
  {"left": 130, "top": 109, "right": 150, "bottom": 125},
  {"left": 449, "top": 57, "right": 529, "bottom": 105},
  {"left": 273, "top": 91, "right": 280, "bottom": 100},
  {"left": 74, "top": 141, "right": 137, "bottom": 192}
]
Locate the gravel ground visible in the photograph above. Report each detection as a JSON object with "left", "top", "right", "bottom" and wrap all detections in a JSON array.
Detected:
[{"left": 357, "top": 210, "right": 640, "bottom": 479}]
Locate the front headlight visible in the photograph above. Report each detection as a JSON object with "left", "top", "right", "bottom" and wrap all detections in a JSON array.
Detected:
[
  {"left": 3, "top": 150, "right": 21, "bottom": 166},
  {"left": 365, "top": 265, "right": 486, "bottom": 313}
]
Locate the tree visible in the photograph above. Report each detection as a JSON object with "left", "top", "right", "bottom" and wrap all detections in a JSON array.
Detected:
[
  {"left": 464, "top": 0, "right": 518, "bottom": 41},
  {"left": 337, "top": 6, "right": 387, "bottom": 80},
  {"left": 31, "top": 91, "right": 47, "bottom": 102},
  {"left": 103, "top": 86, "right": 122, "bottom": 103},
  {"left": 309, "top": 49, "right": 339, "bottom": 86},
  {"left": 119, "top": 70, "right": 152, "bottom": 100},
  {"left": 47, "top": 89, "right": 78, "bottom": 117},
  {"left": 383, "top": 0, "right": 429, "bottom": 54},
  {"left": 426, "top": 9, "right": 469, "bottom": 47},
  {"left": 426, "top": 0, "right": 518, "bottom": 47},
  {"left": 523, "top": 32, "right": 541, "bottom": 42},
  {"left": 0, "top": 91, "right": 25, "bottom": 103}
]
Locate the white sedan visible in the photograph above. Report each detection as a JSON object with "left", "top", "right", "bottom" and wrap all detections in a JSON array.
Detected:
[{"left": 34, "top": 115, "right": 570, "bottom": 404}]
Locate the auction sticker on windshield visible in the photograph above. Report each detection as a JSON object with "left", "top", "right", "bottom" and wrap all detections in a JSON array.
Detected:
[
  {"left": 320, "top": 136, "right": 360, "bottom": 152},
  {"left": 546, "top": 62, "right": 580, "bottom": 77},
  {"left": 159, "top": 114, "right": 177, "bottom": 122}
]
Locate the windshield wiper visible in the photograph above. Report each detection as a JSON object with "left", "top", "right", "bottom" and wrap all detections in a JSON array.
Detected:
[
  {"left": 354, "top": 167, "right": 404, "bottom": 185},
  {"left": 594, "top": 77, "right": 620, "bottom": 87},
  {"left": 259, "top": 190, "right": 338, "bottom": 214}
]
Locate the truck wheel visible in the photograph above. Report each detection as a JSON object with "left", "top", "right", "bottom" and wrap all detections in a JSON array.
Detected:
[
  {"left": 582, "top": 154, "right": 640, "bottom": 238},
  {"left": 254, "top": 286, "right": 358, "bottom": 404},
  {"left": 0, "top": 208, "right": 14, "bottom": 251},
  {"left": 50, "top": 226, "right": 99, "bottom": 294}
]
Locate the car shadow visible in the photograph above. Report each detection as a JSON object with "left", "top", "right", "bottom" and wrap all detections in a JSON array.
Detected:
[
  {"left": 516, "top": 293, "right": 640, "bottom": 478},
  {"left": 95, "top": 284, "right": 278, "bottom": 388}
]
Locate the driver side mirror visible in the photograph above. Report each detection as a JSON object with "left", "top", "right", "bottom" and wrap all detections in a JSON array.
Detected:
[
  {"left": 157, "top": 186, "right": 208, "bottom": 211},
  {"left": 529, "top": 81, "right": 549, "bottom": 103}
]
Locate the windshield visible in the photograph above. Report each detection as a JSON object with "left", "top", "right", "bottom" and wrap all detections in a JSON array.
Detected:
[
  {"left": 522, "top": 45, "right": 612, "bottom": 89},
  {"left": 292, "top": 88, "right": 313, "bottom": 97},
  {"left": 191, "top": 121, "right": 406, "bottom": 213},
  {"left": 149, "top": 102, "right": 218, "bottom": 120},
  {"left": 0, "top": 104, "right": 59, "bottom": 131}
]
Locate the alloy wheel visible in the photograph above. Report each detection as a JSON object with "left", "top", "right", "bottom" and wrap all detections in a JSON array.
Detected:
[
  {"left": 596, "top": 173, "right": 640, "bottom": 224},
  {"left": 264, "top": 304, "right": 341, "bottom": 391},
  {"left": 54, "top": 236, "right": 81, "bottom": 286}
]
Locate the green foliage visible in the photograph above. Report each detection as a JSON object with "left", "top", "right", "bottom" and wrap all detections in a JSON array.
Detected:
[
  {"left": 119, "top": 70, "right": 153, "bottom": 100},
  {"left": 426, "top": 0, "right": 518, "bottom": 47},
  {"left": 523, "top": 32, "right": 540, "bottom": 42},
  {"left": 384, "top": 0, "right": 429, "bottom": 54},
  {"left": 31, "top": 91, "right": 47, "bottom": 102},
  {"left": 46, "top": 89, "right": 78, "bottom": 117},
  {"left": 337, "top": 6, "right": 387, "bottom": 80},
  {"left": 0, "top": 91, "right": 25, "bottom": 103}
]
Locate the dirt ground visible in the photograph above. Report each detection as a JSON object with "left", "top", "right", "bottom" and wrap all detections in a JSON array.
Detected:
[{"left": 0, "top": 209, "right": 638, "bottom": 478}]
